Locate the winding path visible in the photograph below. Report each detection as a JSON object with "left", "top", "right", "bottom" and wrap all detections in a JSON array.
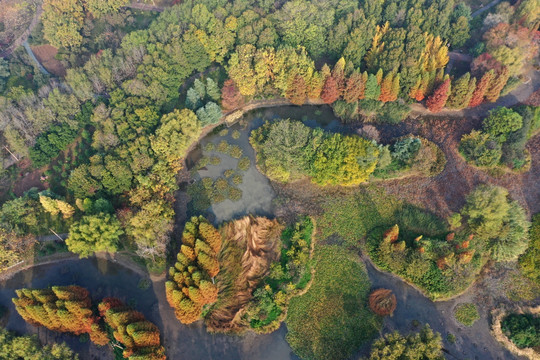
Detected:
[
  {"left": 362, "top": 254, "right": 518, "bottom": 360},
  {"left": 0, "top": 3, "right": 42, "bottom": 58}
]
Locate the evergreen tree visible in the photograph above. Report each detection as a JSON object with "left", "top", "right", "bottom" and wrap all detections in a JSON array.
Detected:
[
  {"left": 469, "top": 70, "right": 494, "bottom": 107},
  {"left": 321, "top": 75, "right": 340, "bottom": 104},
  {"left": 286, "top": 74, "right": 307, "bottom": 105},
  {"left": 426, "top": 78, "right": 451, "bottom": 112},
  {"left": 206, "top": 78, "right": 221, "bottom": 102},
  {"left": 447, "top": 73, "right": 472, "bottom": 109},
  {"left": 364, "top": 73, "right": 381, "bottom": 100},
  {"left": 485, "top": 67, "right": 509, "bottom": 103}
]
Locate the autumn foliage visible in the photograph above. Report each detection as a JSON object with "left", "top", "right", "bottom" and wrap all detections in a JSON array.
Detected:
[
  {"left": 426, "top": 78, "right": 450, "bottom": 112},
  {"left": 221, "top": 79, "right": 245, "bottom": 111},
  {"left": 369, "top": 289, "right": 397, "bottom": 316},
  {"left": 99, "top": 298, "right": 166, "bottom": 360},
  {"left": 166, "top": 216, "right": 222, "bottom": 324},
  {"left": 469, "top": 70, "right": 494, "bottom": 107},
  {"left": 321, "top": 75, "right": 340, "bottom": 104},
  {"left": 12, "top": 285, "right": 108, "bottom": 345}
]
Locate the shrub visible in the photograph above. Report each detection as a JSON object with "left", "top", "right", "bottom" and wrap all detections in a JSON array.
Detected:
[
  {"left": 459, "top": 130, "right": 502, "bottom": 167},
  {"left": 209, "top": 156, "right": 221, "bottom": 165},
  {"left": 368, "top": 289, "right": 397, "bottom": 316},
  {"left": 232, "top": 174, "right": 243, "bottom": 184},
  {"left": 238, "top": 156, "right": 250, "bottom": 171},
  {"left": 228, "top": 145, "right": 243, "bottom": 158},
  {"left": 224, "top": 169, "right": 235, "bottom": 178},
  {"left": 454, "top": 303, "right": 479, "bottom": 326},
  {"left": 519, "top": 214, "right": 540, "bottom": 285},
  {"left": 368, "top": 325, "right": 444, "bottom": 360},
  {"left": 217, "top": 140, "right": 230, "bottom": 153},
  {"left": 501, "top": 313, "right": 540, "bottom": 349},
  {"left": 392, "top": 137, "right": 421, "bottom": 164},
  {"left": 376, "top": 102, "right": 411, "bottom": 124},
  {"left": 232, "top": 130, "right": 241, "bottom": 139},
  {"left": 204, "top": 142, "right": 215, "bottom": 152}
]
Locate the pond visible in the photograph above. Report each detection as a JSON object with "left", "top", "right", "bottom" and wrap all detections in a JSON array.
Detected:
[
  {"left": 184, "top": 105, "right": 344, "bottom": 224},
  {"left": 0, "top": 256, "right": 298, "bottom": 360},
  {"left": 0, "top": 105, "right": 518, "bottom": 360}
]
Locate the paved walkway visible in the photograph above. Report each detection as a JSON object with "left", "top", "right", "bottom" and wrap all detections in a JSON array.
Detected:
[{"left": 22, "top": 41, "right": 50, "bottom": 76}]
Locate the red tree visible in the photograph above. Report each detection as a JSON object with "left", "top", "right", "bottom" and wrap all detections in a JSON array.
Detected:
[
  {"left": 343, "top": 71, "right": 365, "bottom": 103},
  {"left": 286, "top": 74, "right": 307, "bottom": 105},
  {"left": 321, "top": 75, "right": 340, "bottom": 104},
  {"left": 468, "top": 70, "right": 494, "bottom": 107},
  {"left": 221, "top": 79, "right": 245, "bottom": 111},
  {"left": 426, "top": 78, "right": 451, "bottom": 112},
  {"left": 484, "top": 66, "right": 509, "bottom": 102},
  {"left": 471, "top": 52, "right": 503, "bottom": 78}
]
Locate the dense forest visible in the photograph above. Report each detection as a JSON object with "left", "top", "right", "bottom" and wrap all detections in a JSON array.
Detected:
[{"left": 0, "top": 0, "right": 539, "bottom": 359}]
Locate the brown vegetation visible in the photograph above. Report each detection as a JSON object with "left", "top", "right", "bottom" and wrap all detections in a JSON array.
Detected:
[
  {"left": 31, "top": 45, "right": 66, "bottom": 77},
  {"left": 205, "top": 216, "right": 283, "bottom": 333},
  {"left": 369, "top": 288, "right": 397, "bottom": 316}
]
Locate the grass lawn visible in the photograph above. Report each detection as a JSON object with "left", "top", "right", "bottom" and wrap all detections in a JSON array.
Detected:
[{"left": 286, "top": 245, "right": 381, "bottom": 360}]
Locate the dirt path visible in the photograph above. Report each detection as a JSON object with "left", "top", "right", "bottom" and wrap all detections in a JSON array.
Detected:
[
  {"left": 411, "top": 68, "right": 540, "bottom": 119},
  {"left": 0, "top": 3, "right": 42, "bottom": 58},
  {"left": 471, "top": 0, "right": 503, "bottom": 18}
]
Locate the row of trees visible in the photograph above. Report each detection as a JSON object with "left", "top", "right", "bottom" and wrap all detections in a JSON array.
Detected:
[
  {"left": 12, "top": 286, "right": 109, "bottom": 345},
  {"left": 166, "top": 216, "right": 222, "bottom": 324},
  {"left": 98, "top": 298, "right": 166, "bottom": 359},
  {"left": 13, "top": 286, "right": 166, "bottom": 359}
]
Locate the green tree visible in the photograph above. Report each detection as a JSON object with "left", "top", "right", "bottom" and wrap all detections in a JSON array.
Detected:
[
  {"left": 151, "top": 109, "right": 201, "bottom": 166},
  {"left": 66, "top": 214, "right": 124, "bottom": 258},
  {"left": 461, "top": 185, "right": 530, "bottom": 261},
  {"left": 519, "top": 214, "right": 540, "bottom": 284},
  {"left": 310, "top": 134, "right": 379, "bottom": 186},
  {"left": 196, "top": 102, "right": 222, "bottom": 127},
  {"left": 85, "top": 0, "right": 129, "bottom": 17},
  {"left": 484, "top": 107, "right": 523, "bottom": 142},
  {"left": 448, "top": 16, "right": 470, "bottom": 48},
  {"left": 368, "top": 325, "right": 444, "bottom": 360},
  {"left": 459, "top": 130, "right": 502, "bottom": 167},
  {"left": 447, "top": 73, "right": 474, "bottom": 109},
  {"left": 364, "top": 73, "right": 381, "bottom": 100},
  {"left": 0, "top": 329, "right": 78, "bottom": 360}
]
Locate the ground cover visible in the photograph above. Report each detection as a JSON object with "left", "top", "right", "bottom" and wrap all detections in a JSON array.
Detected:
[
  {"left": 285, "top": 245, "right": 381, "bottom": 360},
  {"left": 454, "top": 303, "right": 480, "bottom": 326}
]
